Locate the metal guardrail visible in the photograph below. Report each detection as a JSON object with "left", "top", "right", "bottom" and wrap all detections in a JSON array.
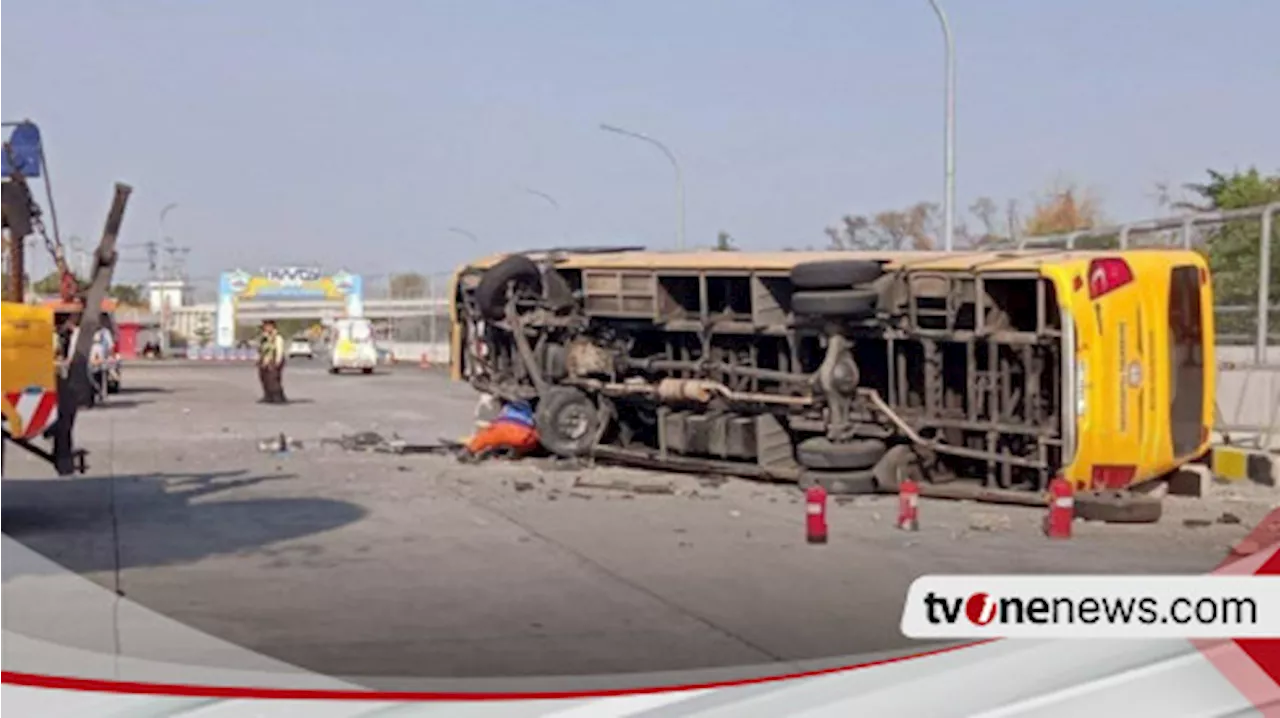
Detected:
[{"left": 1006, "top": 202, "right": 1279, "bottom": 454}]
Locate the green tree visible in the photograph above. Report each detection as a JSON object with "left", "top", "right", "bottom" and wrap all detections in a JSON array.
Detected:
[
  {"left": 32, "top": 270, "right": 66, "bottom": 296},
  {"left": 108, "top": 284, "right": 143, "bottom": 305},
  {"left": 193, "top": 320, "right": 213, "bottom": 346},
  {"left": 389, "top": 272, "right": 427, "bottom": 298},
  {"left": 714, "top": 231, "right": 736, "bottom": 251},
  {"left": 1179, "top": 168, "right": 1280, "bottom": 342},
  {"left": 825, "top": 203, "right": 942, "bottom": 250}
]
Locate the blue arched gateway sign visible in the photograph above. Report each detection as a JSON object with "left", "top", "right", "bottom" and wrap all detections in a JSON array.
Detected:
[{"left": 214, "top": 267, "right": 363, "bottom": 348}]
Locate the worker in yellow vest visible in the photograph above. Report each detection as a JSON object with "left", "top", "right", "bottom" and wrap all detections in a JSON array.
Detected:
[{"left": 257, "top": 320, "right": 288, "bottom": 403}]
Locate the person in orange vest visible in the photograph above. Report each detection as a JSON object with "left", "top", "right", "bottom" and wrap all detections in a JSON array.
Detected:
[{"left": 463, "top": 401, "right": 539, "bottom": 460}]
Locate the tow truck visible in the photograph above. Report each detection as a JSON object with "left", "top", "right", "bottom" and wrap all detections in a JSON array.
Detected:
[{"left": 2, "top": 119, "right": 132, "bottom": 474}]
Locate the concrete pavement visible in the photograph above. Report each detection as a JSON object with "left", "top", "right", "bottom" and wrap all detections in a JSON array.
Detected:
[{"left": 3, "top": 362, "right": 1276, "bottom": 683}]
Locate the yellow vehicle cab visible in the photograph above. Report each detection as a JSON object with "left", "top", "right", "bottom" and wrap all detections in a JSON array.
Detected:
[
  {"left": 2, "top": 300, "right": 60, "bottom": 444},
  {"left": 448, "top": 248, "right": 1214, "bottom": 499}
]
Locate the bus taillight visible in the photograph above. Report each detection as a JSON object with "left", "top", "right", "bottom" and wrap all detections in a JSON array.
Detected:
[
  {"left": 1087, "top": 258, "right": 1134, "bottom": 300},
  {"left": 1091, "top": 464, "right": 1136, "bottom": 489}
]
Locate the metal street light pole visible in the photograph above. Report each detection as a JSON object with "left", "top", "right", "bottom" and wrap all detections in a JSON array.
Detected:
[
  {"left": 157, "top": 202, "right": 178, "bottom": 355},
  {"left": 927, "top": 0, "right": 956, "bottom": 252},
  {"left": 67, "top": 235, "right": 88, "bottom": 278},
  {"left": 158, "top": 203, "right": 178, "bottom": 276},
  {"left": 599, "top": 123, "right": 685, "bottom": 251},
  {"left": 522, "top": 187, "right": 569, "bottom": 242},
  {"left": 522, "top": 187, "right": 560, "bottom": 211},
  {"left": 448, "top": 227, "right": 479, "bottom": 243}
]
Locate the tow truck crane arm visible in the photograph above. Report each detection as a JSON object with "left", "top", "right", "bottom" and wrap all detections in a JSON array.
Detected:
[{"left": 3, "top": 132, "right": 132, "bottom": 474}]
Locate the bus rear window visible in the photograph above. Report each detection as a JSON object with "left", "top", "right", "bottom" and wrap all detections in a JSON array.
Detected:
[{"left": 1168, "top": 265, "right": 1205, "bottom": 457}]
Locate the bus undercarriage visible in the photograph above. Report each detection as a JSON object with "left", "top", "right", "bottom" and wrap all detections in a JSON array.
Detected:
[{"left": 459, "top": 253, "right": 1081, "bottom": 507}]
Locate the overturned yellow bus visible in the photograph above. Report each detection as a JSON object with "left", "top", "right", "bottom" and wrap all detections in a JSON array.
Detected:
[{"left": 449, "top": 248, "right": 1214, "bottom": 517}]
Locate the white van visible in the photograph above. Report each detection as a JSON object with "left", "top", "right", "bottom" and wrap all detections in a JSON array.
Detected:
[{"left": 327, "top": 317, "right": 378, "bottom": 374}]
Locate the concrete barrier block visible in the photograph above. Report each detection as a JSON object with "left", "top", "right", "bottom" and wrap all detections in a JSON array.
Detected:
[
  {"left": 1211, "top": 446, "right": 1278, "bottom": 487},
  {"left": 1212, "top": 446, "right": 1250, "bottom": 482},
  {"left": 1168, "top": 464, "right": 1212, "bottom": 497}
]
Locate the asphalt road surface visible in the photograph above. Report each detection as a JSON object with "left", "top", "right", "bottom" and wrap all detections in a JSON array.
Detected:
[{"left": 3, "top": 360, "right": 1275, "bottom": 684}]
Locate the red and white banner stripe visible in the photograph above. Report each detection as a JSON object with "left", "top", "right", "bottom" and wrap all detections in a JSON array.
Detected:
[{"left": 1, "top": 386, "right": 58, "bottom": 439}]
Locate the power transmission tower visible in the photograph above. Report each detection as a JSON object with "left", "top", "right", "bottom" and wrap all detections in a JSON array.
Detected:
[
  {"left": 162, "top": 239, "right": 191, "bottom": 280},
  {"left": 119, "top": 241, "right": 158, "bottom": 277}
]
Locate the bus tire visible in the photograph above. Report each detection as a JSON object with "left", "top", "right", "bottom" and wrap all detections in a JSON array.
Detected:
[
  {"left": 535, "top": 387, "right": 599, "bottom": 458},
  {"left": 474, "top": 254, "right": 543, "bottom": 321},
  {"left": 797, "top": 437, "right": 887, "bottom": 471},
  {"left": 791, "top": 289, "right": 878, "bottom": 319},
  {"left": 791, "top": 259, "right": 884, "bottom": 289},
  {"left": 1074, "top": 490, "right": 1163, "bottom": 524},
  {"left": 799, "top": 469, "right": 878, "bottom": 495}
]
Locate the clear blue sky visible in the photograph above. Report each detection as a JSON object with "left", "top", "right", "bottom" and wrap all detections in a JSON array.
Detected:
[{"left": 3, "top": 0, "right": 1277, "bottom": 286}]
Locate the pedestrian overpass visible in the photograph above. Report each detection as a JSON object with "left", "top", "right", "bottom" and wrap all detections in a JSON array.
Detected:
[{"left": 234, "top": 297, "right": 449, "bottom": 321}]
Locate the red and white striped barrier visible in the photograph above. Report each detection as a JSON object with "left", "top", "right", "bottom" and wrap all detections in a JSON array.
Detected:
[{"left": 2, "top": 386, "right": 59, "bottom": 439}]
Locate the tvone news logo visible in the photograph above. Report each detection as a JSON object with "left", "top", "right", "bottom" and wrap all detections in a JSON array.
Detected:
[
  {"left": 918, "top": 591, "right": 1013, "bottom": 626},
  {"left": 920, "top": 591, "right": 1163, "bottom": 626}
]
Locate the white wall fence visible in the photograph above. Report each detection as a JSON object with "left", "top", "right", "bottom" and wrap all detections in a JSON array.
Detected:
[{"left": 379, "top": 341, "right": 451, "bottom": 366}]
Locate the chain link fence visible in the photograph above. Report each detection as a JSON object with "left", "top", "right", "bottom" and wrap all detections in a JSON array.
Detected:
[{"left": 361, "top": 271, "right": 454, "bottom": 357}]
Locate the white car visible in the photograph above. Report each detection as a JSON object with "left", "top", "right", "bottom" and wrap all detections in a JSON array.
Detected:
[
  {"left": 287, "top": 338, "right": 315, "bottom": 359},
  {"left": 327, "top": 318, "right": 378, "bottom": 374}
]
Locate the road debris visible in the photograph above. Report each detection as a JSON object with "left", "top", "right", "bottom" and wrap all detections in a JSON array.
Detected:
[
  {"left": 258, "top": 433, "right": 303, "bottom": 453},
  {"left": 323, "top": 430, "right": 460, "bottom": 456},
  {"left": 513, "top": 481, "right": 535, "bottom": 492},
  {"left": 324, "top": 431, "right": 395, "bottom": 451},
  {"left": 968, "top": 513, "right": 1012, "bottom": 532},
  {"left": 572, "top": 477, "right": 675, "bottom": 495},
  {"left": 1183, "top": 518, "right": 1213, "bottom": 528},
  {"left": 1217, "top": 512, "right": 1242, "bottom": 525}
]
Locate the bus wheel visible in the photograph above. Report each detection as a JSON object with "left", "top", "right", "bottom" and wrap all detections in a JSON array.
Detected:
[
  {"left": 790, "top": 259, "right": 884, "bottom": 289},
  {"left": 474, "top": 254, "right": 543, "bottom": 321},
  {"left": 535, "top": 387, "right": 599, "bottom": 458},
  {"left": 799, "top": 469, "right": 877, "bottom": 495},
  {"left": 796, "top": 437, "right": 886, "bottom": 471},
  {"left": 791, "top": 289, "right": 878, "bottom": 319}
]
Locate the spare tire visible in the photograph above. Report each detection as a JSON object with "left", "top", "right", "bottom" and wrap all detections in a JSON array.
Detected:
[
  {"left": 797, "top": 437, "right": 887, "bottom": 471},
  {"left": 1074, "top": 490, "right": 1163, "bottom": 524},
  {"left": 474, "top": 254, "right": 542, "bottom": 321},
  {"left": 791, "top": 259, "right": 884, "bottom": 290},
  {"left": 799, "top": 469, "right": 877, "bottom": 495},
  {"left": 791, "top": 288, "right": 878, "bottom": 318}
]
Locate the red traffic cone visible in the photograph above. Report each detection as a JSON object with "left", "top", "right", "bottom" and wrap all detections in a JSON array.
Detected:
[
  {"left": 1045, "top": 478, "right": 1074, "bottom": 539},
  {"left": 897, "top": 479, "right": 920, "bottom": 531},
  {"left": 805, "top": 485, "right": 828, "bottom": 544}
]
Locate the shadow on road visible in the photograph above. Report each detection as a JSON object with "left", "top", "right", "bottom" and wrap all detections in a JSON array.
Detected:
[
  {"left": 115, "top": 385, "right": 176, "bottom": 395},
  {"left": 86, "top": 399, "right": 155, "bottom": 410},
  {"left": 2, "top": 469, "right": 366, "bottom": 576}
]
